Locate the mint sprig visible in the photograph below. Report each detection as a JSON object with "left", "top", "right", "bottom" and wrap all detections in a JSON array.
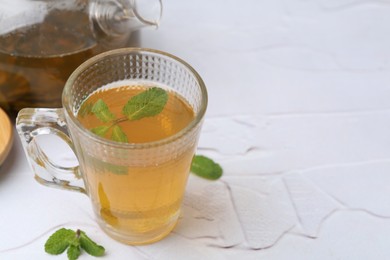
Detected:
[
  {"left": 88, "top": 87, "right": 168, "bottom": 143},
  {"left": 45, "top": 228, "right": 105, "bottom": 260}
]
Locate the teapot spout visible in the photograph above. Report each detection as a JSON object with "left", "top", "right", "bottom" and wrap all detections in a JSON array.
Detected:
[{"left": 89, "top": 0, "right": 163, "bottom": 37}]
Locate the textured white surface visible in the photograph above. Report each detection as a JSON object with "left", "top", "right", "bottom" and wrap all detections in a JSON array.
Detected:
[{"left": 1, "top": 0, "right": 390, "bottom": 259}]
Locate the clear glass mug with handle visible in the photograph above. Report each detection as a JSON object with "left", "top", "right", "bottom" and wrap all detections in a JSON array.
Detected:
[{"left": 16, "top": 48, "right": 208, "bottom": 245}]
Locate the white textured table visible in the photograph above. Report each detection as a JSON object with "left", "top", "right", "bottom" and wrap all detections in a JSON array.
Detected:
[{"left": 1, "top": 0, "right": 390, "bottom": 259}]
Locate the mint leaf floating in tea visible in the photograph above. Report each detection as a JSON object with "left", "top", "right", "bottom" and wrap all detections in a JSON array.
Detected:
[
  {"left": 111, "top": 125, "right": 128, "bottom": 143},
  {"left": 92, "top": 99, "right": 116, "bottom": 123},
  {"left": 45, "top": 228, "right": 105, "bottom": 260},
  {"left": 191, "top": 155, "right": 223, "bottom": 180},
  {"left": 122, "top": 87, "right": 168, "bottom": 121},
  {"left": 91, "top": 125, "right": 110, "bottom": 137}
]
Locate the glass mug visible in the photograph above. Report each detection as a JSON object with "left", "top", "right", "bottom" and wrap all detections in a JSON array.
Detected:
[{"left": 16, "top": 48, "right": 207, "bottom": 245}]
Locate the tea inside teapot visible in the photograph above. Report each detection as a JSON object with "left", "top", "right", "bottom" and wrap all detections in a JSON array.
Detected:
[{"left": 0, "top": 0, "right": 162, "bottom": 117}]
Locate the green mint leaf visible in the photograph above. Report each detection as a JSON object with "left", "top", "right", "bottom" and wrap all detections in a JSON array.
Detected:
[
  {"left": 80, "top": 231, "right": 105, "bottom": 257},
  {"left": 122, "top": 87, "right": 168, "bottom": 121},
  {"left": 92, "top": 99, "right": 116, "bottom": 123},
  {"left": 44, "top": 228, "right": 76, "bottom": 255},
  {"left": 67, "top": 245, "right": 81, "bottom": 260},
  {"left": 91, "top": 125, "right": 110, "bottom": 137},
  {"left": 45, "top": 228, "right": 106, "bottom": 259},
  {"left": 78, "top": 102, "right": 93, "bottom": 118},
  {"left": 190, "top": 155, "right": 223, "bottom": 180},
  {"left": 111, "top": 125, "right": 128, "bottom": 143},
  {"left": 68, "top": 230, "right": 81, "bottom": 247}
]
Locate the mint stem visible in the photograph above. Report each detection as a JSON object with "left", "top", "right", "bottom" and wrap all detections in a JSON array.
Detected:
[{"left": 112, "top": 117, "right": 128, "bottom": 125}]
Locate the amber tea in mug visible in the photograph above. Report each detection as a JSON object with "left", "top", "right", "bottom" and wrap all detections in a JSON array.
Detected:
[
  {"left": 78, "top": 83, "right": 195, "bottom": 240},
  {"left": 16, "top": 48, "right": 208, "bottom": 245}
]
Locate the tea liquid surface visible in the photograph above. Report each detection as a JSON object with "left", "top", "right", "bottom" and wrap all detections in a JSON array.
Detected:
[{"left": 78, "top": 84, "right": 194, "bottom": 143}]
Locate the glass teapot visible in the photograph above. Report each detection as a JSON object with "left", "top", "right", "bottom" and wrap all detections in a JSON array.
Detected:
[{"left": 0, "top": 0, "right": 162, "bottom": 117}]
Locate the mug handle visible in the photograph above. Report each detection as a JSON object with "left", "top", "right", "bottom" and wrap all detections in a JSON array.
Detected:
[{"left": 16, "top": 108, "right": 86, "bottom": 194}]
